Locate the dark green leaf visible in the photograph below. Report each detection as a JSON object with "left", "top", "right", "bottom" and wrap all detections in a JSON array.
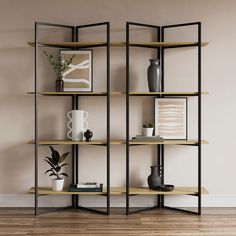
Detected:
[
  {"left": 60, "top": 173, "right": 68, "bottom": 177},
  {"left": 44, "top": 159, "right": 55, "bottom": 169},
  {"left": 44, "top": 169, "right": 54, "bottom": 175},
  {"left": 60, "top": 163, "right": 68, "bottom": 168},
  {"left": 59, "top": 152, "right": 69, "bottom": 163},
  {"left": 49, "top": 173, "right": 57, "bottom": 177},
  {"left": 49, "top": 146, "right": 55, "bottom": 153},
  {"left": 53, "top": 150, "right": 60, "bottom": 163},
  {"left": 55, "top": 166, "right": 61, "bottom": 172},
  {"left": 45, "top": 156, "right": 57, "bottom": 166}
]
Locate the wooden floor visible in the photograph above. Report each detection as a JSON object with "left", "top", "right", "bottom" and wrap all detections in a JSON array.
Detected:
[{"left": 0, "top": 208, "right": 236, "bottom": 235}]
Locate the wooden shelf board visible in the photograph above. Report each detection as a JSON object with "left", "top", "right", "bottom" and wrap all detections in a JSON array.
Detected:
[
  {"left": 28, "top": 187, "right": 123, "bottom": 195},
  {"left": 28, "top": 41, "right": 208, "bottom": 48},
  {"left": 28, "top": 139, "right": 124, "bottom": 145},
  {"left": 28, "top": 186, "right": 208, "bottom": 196},
  {"left": 130, "top": 42, "right": 208, "bottom": 47},
  {"left": 27, "top": 91, "right": 123, "bottom": 96},
  {"left": 27, "top": 91, "right": 208, "bottom": 96},
  {"left": 28, "top": 139, "right": 208, "bottom": 145},
  {"left": 125, "top": 187, "right": 208, "bottom": 195},
  {"left": 129, "top": 91, "right": 209, "bottom": 95},
  {"left": 130, "top": 140, "right": 208, "bottom": 145}
]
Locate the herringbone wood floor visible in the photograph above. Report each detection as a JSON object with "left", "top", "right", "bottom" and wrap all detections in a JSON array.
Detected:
[{"left": 0, "top": 208, "right": 235, "bottom": 235}]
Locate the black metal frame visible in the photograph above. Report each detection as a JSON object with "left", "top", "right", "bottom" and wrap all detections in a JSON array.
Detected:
[
  {"left": 34, "top": 21, "right": 110, "bottom": 215},
  {"left": 125, "top": 21, "right": 202, "bottom": 215},
  {"left": 126, "top": 22, "right": 161, "bottom": 215}
]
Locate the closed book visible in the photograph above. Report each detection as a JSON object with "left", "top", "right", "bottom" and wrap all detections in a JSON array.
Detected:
[
  {"left": 68, "top": 184, "right": 103, "bottom": 192},
  {"left": 77, "top": 183, "right": 100, "bottom": 188},
  {"left": 132, "top": 135, "right": 164, "bottom": 142}
]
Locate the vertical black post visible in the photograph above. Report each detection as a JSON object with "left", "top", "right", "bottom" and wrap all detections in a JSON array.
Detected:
[
  {"left": 126, "top": 22, "right": 130, "bottom": 215},
  {"left": 74, "top": 26, "right": 79, "bottom": 208},
  {"left": 197, "top": 22, "right": 202, "bottom": 215},
  {"left": 34, "top": 21, "right": 39, "bottom": 215},
  {"left": 160, "top": 26, "right": 165, "bottom": 208},
  {"left": 156, "top": 26, "right": 161, "bottom": 208},
  {"left": 106, "top": 22, "right": 111, "bottom": 215},
  {"left": 71, "top": 95, "right": 78, "bottom": 208}
]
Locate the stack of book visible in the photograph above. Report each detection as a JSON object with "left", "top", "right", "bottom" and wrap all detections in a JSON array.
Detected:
[
  {"left": 132, "top": 135, "right": 164, "bottom": 142},
  {"left": 68, "top": 182, "right": 103, "bottom": 192}
]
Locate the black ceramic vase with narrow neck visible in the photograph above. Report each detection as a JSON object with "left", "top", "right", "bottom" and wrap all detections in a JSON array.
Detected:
[
  {"left": 147, "top": 165, "right": 163, "bottom": 189},
  {"left": 147, "top": 59, "right": 161, "bottom": 92}
]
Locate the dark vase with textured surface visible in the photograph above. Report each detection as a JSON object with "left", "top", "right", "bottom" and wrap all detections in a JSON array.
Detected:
[
  {"left": 84, "top": 129, "right": 93, "bottom": 142},
  {"left": 147, "top": 59, "right": 161, "bottom": 92},
  {"left": 147, "top": 165, "right": 163, "bottom": 189},
  {"left": 56, "top": 77, "right": 64, "bottom": 92}
]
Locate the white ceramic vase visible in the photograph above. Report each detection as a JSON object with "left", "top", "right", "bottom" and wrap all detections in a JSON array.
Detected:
[
  {"left": 67, "top": 110, "right": 88, "bottom": 141},
  {"left": 143, "top": 128, "right": 154, "bottom": 137},
  {"left": 52, "top": 179, "right": 64, "bottom": 192}
]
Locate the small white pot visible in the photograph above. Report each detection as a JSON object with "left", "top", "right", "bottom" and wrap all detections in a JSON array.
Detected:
[
  {"left": 52, "top": 178, "right": 64, "bottom": 192},
  {"left": 143, "top": 127, "right": 154, "bottom": 137}
]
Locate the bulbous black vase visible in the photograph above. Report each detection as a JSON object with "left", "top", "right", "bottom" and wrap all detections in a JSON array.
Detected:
[
  {"left": 84, "top": 129, "right": 93, "bottom": 142},
  {"left": 147, "top": 165, "right": 163, "bottom": 189}
]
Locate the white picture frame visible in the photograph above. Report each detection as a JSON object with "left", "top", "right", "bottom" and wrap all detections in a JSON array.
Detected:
[
  {"left": 60, "top": 50, "right": 93, "bottom": 91},
  {"left": 154, "top": 98, "right": 187, "bottom": 140}
]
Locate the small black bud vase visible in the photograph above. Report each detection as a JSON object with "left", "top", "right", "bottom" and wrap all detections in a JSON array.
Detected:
[
  {"left": 56, "top": 77, "right": 64, "bottom": 92},
  {"left": 147, "top": 59, "right": 161, "bottom": 92},
  {"left": 147, "top": 165, "right": 162, "bottom": 189},
  {"left": 84, "top": 129, "right": 93, "bottom": 142}
]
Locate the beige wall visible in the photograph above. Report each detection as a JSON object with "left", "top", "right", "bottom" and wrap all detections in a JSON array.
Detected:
[{"left": 0, "top": 0, "right": 235, "bottom": 207}]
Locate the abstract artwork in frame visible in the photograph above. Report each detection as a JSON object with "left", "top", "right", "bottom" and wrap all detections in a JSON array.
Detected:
[
  {"left": 60, "top": 50, "right": 93, "bottom": 91},
  {"left": 154, "top": 98, "right": 187, "bottom": 140}
]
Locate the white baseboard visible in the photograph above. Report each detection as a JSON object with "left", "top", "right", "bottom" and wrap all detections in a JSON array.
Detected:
[{"left": 0, "top": 194, "right": 236, "bottom": 207}]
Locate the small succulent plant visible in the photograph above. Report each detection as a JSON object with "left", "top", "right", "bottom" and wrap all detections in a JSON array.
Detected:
[{"left": 143, "top": 123, "right": 154, "bottom": 128}]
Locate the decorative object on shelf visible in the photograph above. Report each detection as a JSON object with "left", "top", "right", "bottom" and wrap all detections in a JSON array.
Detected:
[
  {"left": 156, "top": 184, "right": 175, "bottom": 192},
  {"left": 44, "top": 146, "right": 69, "bottom": 192},
  {"left": 84, "top": 129, "right": 93, "bottom": 142},
  {"left": 43, "top": 50, "right": 75, "bottom": 92},
  {"left": 147, "top": 165, "right": 163, "bottom": 189},
  {"left": 147, "top": 59, "right": 161, "bottom": 92},
  {"left": 142, "top": 123, "right": 154, "bottom": 137},
  {"left": 60, "top": 50, "right": 93, "bottom": 92},
  {"left": 154, "top": 98, "right": 187, "bottom": 139},
  {"left": 132, "top": 135, "right": 163, "bottom": 142},
  {"left": 67, "top": 110, "right": 88, "bottom": 141},
  {"left": 68, "top": 183, "right": 103, "bottom": 192}
]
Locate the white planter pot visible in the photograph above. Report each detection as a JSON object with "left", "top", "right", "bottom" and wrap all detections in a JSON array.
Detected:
[
  {"left": 52, "top": 178, "right": 64, "bottom": 192},
  {"left": 143, "top": 127, "right": 154, "bottom": 137}
]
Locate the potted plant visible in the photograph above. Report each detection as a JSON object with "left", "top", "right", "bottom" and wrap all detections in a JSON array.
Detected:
[
  {"left": 143, "top": 123, "right": 154, "bottom": 137},
  {"left": 44, "top": 146, "right": 69, "bottom": 191},
  {"left": 44, "top": 50, "right": 75, "bottom": 92}
]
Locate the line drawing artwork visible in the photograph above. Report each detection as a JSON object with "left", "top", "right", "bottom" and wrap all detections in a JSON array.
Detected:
[{"left": 61, "top": 50, "right": 93, "bottom": 91}]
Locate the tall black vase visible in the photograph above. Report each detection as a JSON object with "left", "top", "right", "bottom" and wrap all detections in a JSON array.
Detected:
[
  {"left": 147, "top": 165, "right": 162, "bottom": 189},
  {"left": 147, "top": 59, "right": 161, "bottom": 92}
]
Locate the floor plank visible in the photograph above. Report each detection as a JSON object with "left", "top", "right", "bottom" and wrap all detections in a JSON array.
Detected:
[{"left": 0, "top": 208, "right": 235, "bottom": 235}]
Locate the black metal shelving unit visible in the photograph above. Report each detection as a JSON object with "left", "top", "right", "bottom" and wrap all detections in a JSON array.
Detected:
[
  {"left": 33, "top": 21, "right": 111, "bottom": 215},
  {"left": 30, "top": 20, "right": 207, "bottom": 216},
  {"left": 125, "top": 21, "right": 204, "bottom": 215}
]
